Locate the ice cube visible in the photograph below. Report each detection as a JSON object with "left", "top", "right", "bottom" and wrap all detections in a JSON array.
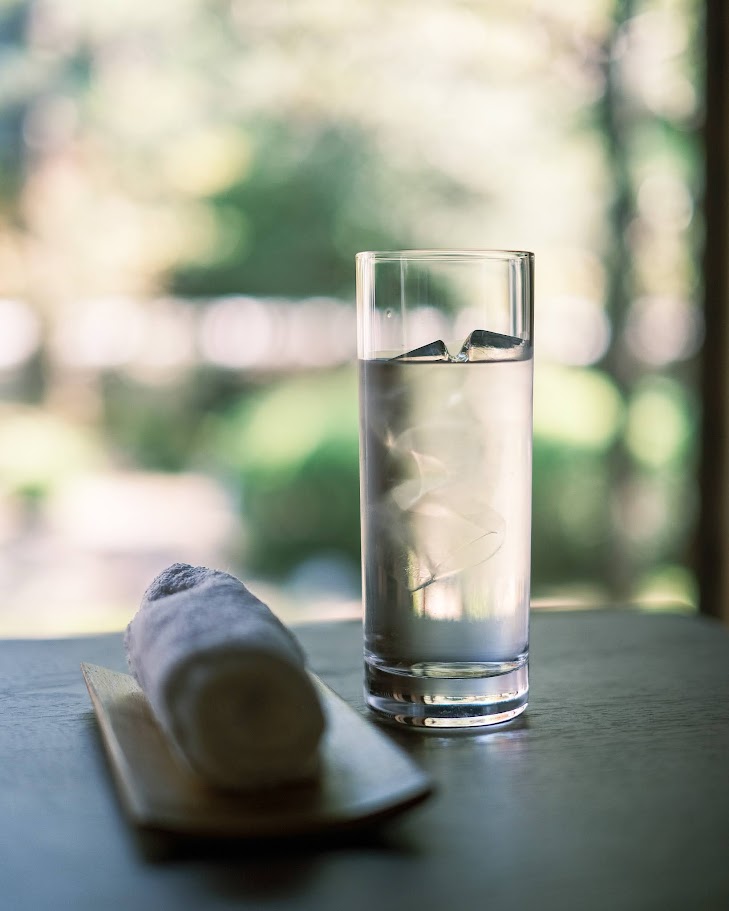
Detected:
[
  {"left": 393, "top": 339, "right": 450, "bottom": 362},
  {"left": 455, "top": 329, "right": 529, "bottom": 362}
]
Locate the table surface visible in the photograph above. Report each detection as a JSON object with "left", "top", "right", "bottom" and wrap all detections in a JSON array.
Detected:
[{"left": 2, "top": 609, "right": 729, "bottom": 911}]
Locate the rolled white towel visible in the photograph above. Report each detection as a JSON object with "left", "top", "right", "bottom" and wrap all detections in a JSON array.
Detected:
[{"left": 124, "top": 563, "right": 326, "bottom": 791}]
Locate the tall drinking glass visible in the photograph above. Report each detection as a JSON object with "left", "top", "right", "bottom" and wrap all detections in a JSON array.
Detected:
[{"left": 356, "top": 250, "right": 534, "bottom": 727}]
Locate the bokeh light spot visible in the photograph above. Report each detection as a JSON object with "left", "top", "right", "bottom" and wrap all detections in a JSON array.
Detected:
[
  {"left": 0, "top": 299, "right": 41, "bottom": 369},
  {"left": 624, "top": 377, "right": 693, "bottom": 468},
  {"left": 625, "top": 296, "right": 703, "bottom": 366},
  {"left": 533, "top": 364, "right": 623, "bottom": 451}
]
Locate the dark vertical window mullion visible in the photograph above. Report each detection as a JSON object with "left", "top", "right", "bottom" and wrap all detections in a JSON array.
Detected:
[{"left": 698, "top": 1, "right": 729, "bottom": 619}]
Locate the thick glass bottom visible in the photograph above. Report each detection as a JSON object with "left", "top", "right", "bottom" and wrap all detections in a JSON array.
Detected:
[{"left": 364, "top": 654, "right": 528, "bottom": 728}]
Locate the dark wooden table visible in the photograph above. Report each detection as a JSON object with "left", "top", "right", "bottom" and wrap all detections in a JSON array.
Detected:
[{"left": 2, "top": 610, "right": 729, "bottom": 910}]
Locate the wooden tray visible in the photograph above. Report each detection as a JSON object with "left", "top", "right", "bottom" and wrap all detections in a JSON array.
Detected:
[{"left": 82, "top": 663, "right": 432, "bottom": 838}]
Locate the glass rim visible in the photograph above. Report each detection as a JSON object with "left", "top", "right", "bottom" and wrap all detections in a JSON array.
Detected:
[{"left": 356, "top": 249, "right": 534, "bottom": 264}]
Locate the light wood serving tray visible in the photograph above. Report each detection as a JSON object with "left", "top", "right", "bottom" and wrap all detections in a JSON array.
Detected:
[{"left": 82, "top": 663, "right": 432, "bottom": 838}]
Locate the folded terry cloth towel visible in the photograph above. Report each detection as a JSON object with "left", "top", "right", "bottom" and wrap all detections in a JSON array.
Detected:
[{"left": 124, "top": 563, "right": 326, "bottom": 791}]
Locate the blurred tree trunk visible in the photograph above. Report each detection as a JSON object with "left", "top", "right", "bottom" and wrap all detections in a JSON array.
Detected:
[{"left": 597, "top": 0, "right": 636, "bottom": 601}]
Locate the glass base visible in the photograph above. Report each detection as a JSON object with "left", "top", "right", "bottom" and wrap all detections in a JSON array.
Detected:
[{"left": 364, "top": 656, "right": 528, "bottom": 728}]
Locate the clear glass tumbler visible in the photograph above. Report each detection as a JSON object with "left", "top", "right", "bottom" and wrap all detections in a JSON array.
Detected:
[{"left": 356, "top": 250, "right": 534, "bottom": 727}]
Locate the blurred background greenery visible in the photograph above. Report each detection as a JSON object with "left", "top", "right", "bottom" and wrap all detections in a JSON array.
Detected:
[{"left": 0, "top": 0, "right": 702, "bottom": 633}]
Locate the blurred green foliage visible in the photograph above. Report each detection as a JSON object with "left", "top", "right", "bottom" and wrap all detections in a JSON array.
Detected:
[
  {"left": 531, "top": 444, "right": 613, "bottom": 587},
  {"left": 0, "top": 0, "right": 702, "bottom": 614},
  {"left": 170, "top": 124, "right": 405, "bottom": 298},
  {"left": 203, "top": 369, "right": 361, "bottom": 575}
]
